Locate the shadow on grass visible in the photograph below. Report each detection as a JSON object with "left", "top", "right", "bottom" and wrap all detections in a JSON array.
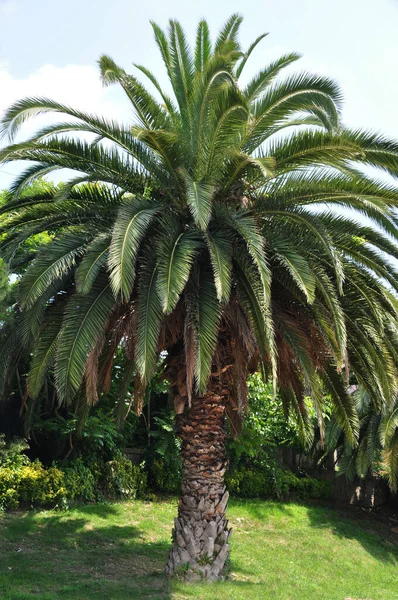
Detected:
[
  {"left": 0, "top": 504, "right": 172, "bottom": 600},
  {"left": 305, "top": 502, "right": 398, "bottom": 565}
]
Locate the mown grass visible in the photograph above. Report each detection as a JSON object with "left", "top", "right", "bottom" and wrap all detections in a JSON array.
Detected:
[{"left": 0, "top": 498, "right": 397, "bottom": 600}]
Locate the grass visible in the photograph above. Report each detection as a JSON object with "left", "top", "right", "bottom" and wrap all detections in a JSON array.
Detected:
[{"left": 0, "top": 499, "right": 397, "bottom": 600}]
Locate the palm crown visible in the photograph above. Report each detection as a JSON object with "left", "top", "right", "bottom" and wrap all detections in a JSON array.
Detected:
[{"left": 1, "top": 14, "right": 398, "bottom": 446}]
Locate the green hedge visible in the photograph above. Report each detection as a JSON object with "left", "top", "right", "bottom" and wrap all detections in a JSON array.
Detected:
[
  {"left": 225, "top": 466, "right": 331, "bottom": 500},
  {"left": 0, "top": 433, "right": 329, "bottom": 510},
  {"left": 148, "top": 457, "right": 331, "bottom": 501}
]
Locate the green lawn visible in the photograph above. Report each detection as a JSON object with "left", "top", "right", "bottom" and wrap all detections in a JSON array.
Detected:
[{"left": 0, "top": 499, "right": 397, "bottom": 600}]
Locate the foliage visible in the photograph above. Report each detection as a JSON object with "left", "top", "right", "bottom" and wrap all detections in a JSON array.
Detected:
[
  {"left": 32, "top": 409, "right": 124, "bottom": 461},
  {"left": 56, "top": 452, "right": 147, "bottom": 506},
  {"left": 0, "top": 435, "right": 147, "bottom": 510},
  {"left": 100, "top": 451, "right": 147, "bottom": 499},
  {"left": 325, "top": 388, "right": 398, "bottom": 492},
  {"left": 226, "top": 464, "right": 331, "bottom": 500},
  {"left": 59, "top": 459, "right": 96, "bottom": 502},
  {"left": 0, "top": 461, "right": 66, "bottom": 510},
  {"left": 151, "top": 458, "right": 181, "bottom": 494},
  {"left": 0, "top": 258, "right": 10, "bottom": 318},
  {"left": 144, "top": 403, "right": 330, "bottom": 499},
  {"left": 148, "top": 413, "right": 182, "bottom": 493},
  {"left": 0, "top": 434, "right": 30, "bottom": 467},
  {"left": 228, "top": 374, "right": 300, "bottom": 465},
  {"left": 0, "top": 182, "right": 53, "bottom": 277}
]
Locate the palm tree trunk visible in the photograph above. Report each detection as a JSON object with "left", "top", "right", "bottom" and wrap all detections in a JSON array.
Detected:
[{"left": 166, "top": 379, "right": 232, "bottom": 581}]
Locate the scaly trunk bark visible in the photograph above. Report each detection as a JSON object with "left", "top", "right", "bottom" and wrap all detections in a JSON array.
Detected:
[{"left": 166, "top": 379, "right": 232, "bottom": 581}]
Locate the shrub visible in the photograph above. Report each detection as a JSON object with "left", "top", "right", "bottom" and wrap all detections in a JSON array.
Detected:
[
  {"left": 151, "top": 458, "right": 181, "bottom": 494},
  {"left": 226, "top": 465, "right": 331, "bottom": 501},
  {"left": 59, "top": 459, "right": 96, "bottom": 502},
  {"left": 0, "top": 461, "right": 66, "bottom": 510},
  {"left": 18, "top": 463, "right": 66, "bottom": 506},
  {"left": 0, "top": 468, "right": 20, "bottom": 510},
  {"left": 0, "top": 435, "right": 148, "bottom": 511},
  {"left": 99, "top": 452, "right": 147, "bottom": 499},
  {"left": 147, "top": 413, "right": 182, "bottom": 494},
  {"left": 0, "top": 435, "right": 30, "bottom": 468},
  {"left": 56, "top": 453, "right": 147, "bottom": 503}
]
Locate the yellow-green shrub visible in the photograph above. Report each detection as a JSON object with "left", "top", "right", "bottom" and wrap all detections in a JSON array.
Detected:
[
  {"left": 0, "top": 436, "right": 148, "bottom": 511},
  {"left": 18, "top": 462, "right": 66, "bottom": 505},
  {"left": 0, "top": 462, "right": 66, "bottom": 510}
]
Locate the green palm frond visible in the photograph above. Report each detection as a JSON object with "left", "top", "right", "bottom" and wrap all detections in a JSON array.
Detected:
[
  {"left": 55, "top": 276, "right": 115, "bottom": 402},
  {"left": 244, "top": 53, "right": 301, "bottom": 102},
  {"left": 135, "top": 253, "right": 163, "bottom": 382},
  {"left": 321, "top": 367, "right": 359, "bottom": 446},
  {"left": 156, "top": 218, "right": 202, "bottom": 314},
  {"left": 214, "top": 13, "right": 243, "bottom": 56},
  {"left": 19, "top": 231, "right": 89, "bottom": 309},
  {"left": 194, "top": 20, "right": 212, "bottom": 72},
  {"left": 168, "top": 20, "right": 195, "bottom": 114},
  {"left": 180, "top": 171, "right": 214, "bottom": 229},
  {"left": 75, "top": 233, "right": 110, "bottom": 294},
  {"left": 386, "top": 436, "right": 398, "bottom": 492},
  {"left": 235, "top": 32, "right": 268, "bottom": 78},
  {"left": 0, "top": 327, "right": 23, "bottom": 400},
  {"left": 234, "top": 253, "right": 274, "bottom": 365},
  {"left": 108, "top": 198, "right": 159, "bottom": 301},
  {"left": 99, "top": 55, "right": 170, "bottom": 130},
  {"left": 271, "top": 237, "right": 316, "bottom": 303},
  {"left": 206, "top": 226, "right": 233, "bottom": 302},
  {"left": 231, "top": 209, "right": 271, "bottom": 302},
  {"left": 28, "top": 302, "right": 65, "bottom": 398},
  {"left": 191, "top": 265, "right": 222, "bottom": 392}
]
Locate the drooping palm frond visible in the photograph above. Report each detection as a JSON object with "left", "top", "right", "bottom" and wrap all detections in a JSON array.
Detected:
[
  {"left": 55, "top": 277, "right": 115, "bottom": 402},
  {"left": 108, "top": 197, "right": 159, "bottom": 301},
  {"left": 327, "top": 388, "right": 398, "bottom": 492}
]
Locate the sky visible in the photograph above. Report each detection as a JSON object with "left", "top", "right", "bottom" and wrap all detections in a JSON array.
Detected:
[{"left": 0, "top": 0, "right": 398, "bottom": 189}]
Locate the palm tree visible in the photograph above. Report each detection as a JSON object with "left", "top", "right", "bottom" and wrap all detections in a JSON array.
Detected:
[
  {"left": 326, "top": 388, "right": 398, "bottom": 493},
  {"left": 2, "top": 15, "right": 398, "bottom": 579}
]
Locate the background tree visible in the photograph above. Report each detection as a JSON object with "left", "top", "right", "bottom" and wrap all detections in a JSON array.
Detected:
[
  {"left": 325, "top": 388, "right": 398, "bottom": 493},
  {"left": 2, "top": 15, "right": 398, "bottom": 579}
]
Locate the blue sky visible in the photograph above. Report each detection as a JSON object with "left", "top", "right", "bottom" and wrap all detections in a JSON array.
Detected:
[{"left": 1, "top": 0, "right": 398, "bottom": 188}]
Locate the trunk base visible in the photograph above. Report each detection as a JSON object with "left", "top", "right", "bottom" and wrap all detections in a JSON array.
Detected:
[{"left": 166, "top": 483, "right": 231, "bottom": 581}]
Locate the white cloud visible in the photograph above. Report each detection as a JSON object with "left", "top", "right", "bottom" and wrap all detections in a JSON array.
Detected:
[
  {"left": 0, "top": 62, "right": 130, "bottom": 188},
  {"left": 0, "top": 62, "right": 127, "bottom": 122}
]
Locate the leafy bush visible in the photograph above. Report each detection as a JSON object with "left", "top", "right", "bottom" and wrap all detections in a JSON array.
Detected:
[
  {"left": 18, "top": 463, "right": 66, "bottom": 506},
  {"left": 0, "top": 436, "right": 147, "bottom": 511},
  {"left": 59, "top": 459, "right": 96, "bottom": 502},
  {"left": 0, "top": 436, "right": 65, "bottom": 510},
  {"left": 0, "top": 435, "right": 30, "bottom": 467},
  {"left": 100, "top": 452, "right": 147, "bottom": 499},
  {"left": 227, "top": 375, "right": 302, "bottom": 470},
  {"left": 151, "top": 458, "right": 181, "bottom": 493},
  {"left": 147, "top": 413, "right": 182, "bottom": 494},
  {"left": 226, "top": 465, "right": 331, "bottom": 501},
  {"left": 32, "top": 410, "right": 124, "bottom": 462},
  {"left": 55, "top": 452, "right": 147, "bottom": 503},
  {"left": 0, "top": 461, "right": 66, "bottom": 510}
]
